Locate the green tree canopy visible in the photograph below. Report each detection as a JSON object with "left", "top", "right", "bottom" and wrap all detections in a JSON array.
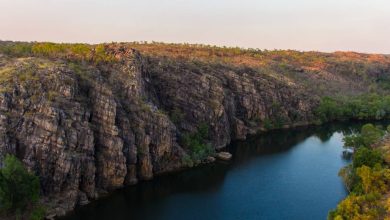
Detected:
[
  {"left": 360, "top": 124, "right": 384, "bottom": 147},
  {"left": 353, "top": 147, "right": 383, "bottom": 169},
  {"left": 343, "top": 124, "right": 384, "bottom": 149},
  {"left": 0, "top": 155, "right": 40, "bottom": 213}
]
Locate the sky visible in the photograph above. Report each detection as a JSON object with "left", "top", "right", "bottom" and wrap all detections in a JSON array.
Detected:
[{"left": 1, "top": 0, "right": 390, "bottom": 53}]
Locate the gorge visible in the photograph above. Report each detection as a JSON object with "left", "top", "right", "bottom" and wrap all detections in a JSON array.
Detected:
[
  {"left": 0, "top": 42, "right": 390, "bottom": 218},
  {"left": 61, "top": 123, "right": 356, "bottom": 220}
]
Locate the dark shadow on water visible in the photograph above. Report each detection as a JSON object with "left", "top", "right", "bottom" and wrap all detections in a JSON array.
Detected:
[
  {"left": 60, "top": 163, "right": 230, "bottom": 220},
  {"left": 228, "top": 121, "right": 377, "bottom": 165},
  {"left": 60, "top": 120, "right": 389, "bottom": 220}
]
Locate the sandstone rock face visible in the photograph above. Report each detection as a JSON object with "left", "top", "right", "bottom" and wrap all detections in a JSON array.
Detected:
[{"left": 0, "top": 47, "right": 386, "bottom": 216}]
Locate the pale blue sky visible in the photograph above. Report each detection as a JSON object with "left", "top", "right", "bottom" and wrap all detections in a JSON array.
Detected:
[{"left": 1, "top": 0, "right": 389, "bottom": 53}]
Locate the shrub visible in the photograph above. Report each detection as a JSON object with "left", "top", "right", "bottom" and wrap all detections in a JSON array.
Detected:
[
  {"left": 353, "top": 147, "right": 383, "bottom": 169},
  {"left": 181, "top": 154, "right": 194, "bottom": 168},
  {"left": 0, "top": 155, "right": 40, "bottom": 213},
  {"left": 360, "top": 124, "right": 384, "bottom": 147},
  {"left": 315, "top": 97, "right": 342, "bottom": 122},
  {"left": 263, "top": 118, "right": 273, "bottom": 130},
  {"left": 316, "top": 94, "right": 390, "bottom": 122},
  {"left": 29, "top": 206, "right": 46, "bottom": 220},
  {"left": 343, "top": 124, "right": 384, "bottom": 149},
  {"left": 329, "top": 123, "right": 390, "bottom": 220},
  {"left": 181, "top": 123, "right": 215, "bottom": 161},
  {"left": 356, "top": 165, "right": 390, "bottom": 194}
]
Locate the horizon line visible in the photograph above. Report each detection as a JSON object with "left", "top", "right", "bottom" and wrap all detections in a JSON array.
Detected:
[{"left": 1, "top": 39, "right": 389, "bottom": 56}]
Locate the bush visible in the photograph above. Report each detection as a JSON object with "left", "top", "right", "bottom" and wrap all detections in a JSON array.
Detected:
[
  {"left": 360, "top": 124, "right": 384, "bottom": 147},
  {"left": 29, "top": 206, "right": 46, "bottom": 220},
  {"left": 181, "top": 155, "right": 194, "bottom": 167},
  {"left": 328, "top": 193, "right": 383, "bottom": 220},
  {"left": 316, "top": 97, "right": 342, "bottom": 122},
  {"left": 339, "top": 125, "right": 385, "bottom": 193},
  {"left": 316, "top": 94, "right": 390, "bottom": 122},
  {"left": 0, "top": 42, "right": 117, "bottom": 64},
  {"left": 353, "top": 147, "right": 383, "bottom": 170},
  {"left": 329, "top": 124, "right": 390, "bottom": 219},
  {"left": 263, "top": 118, "right": 273, "bottom": 130},
  {"left": 356, "top": 165, "right": 389, "bottom": 194},
  {"left": 181, "top": 123, "right": 215, "bottom": 161},
  {"left": 0, "top": 155, "right": 40, "bottom": 214},
  {"left": 343, "top": 124, "right": 384, "bottom": 149}
]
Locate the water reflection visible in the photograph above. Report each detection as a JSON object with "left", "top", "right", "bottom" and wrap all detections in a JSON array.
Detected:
[
  {"left": 229, "top": 122, "right": 363, "bottom": 165},
  {"left": 61, "top": 121, "right": 387, "bottom": 220}
]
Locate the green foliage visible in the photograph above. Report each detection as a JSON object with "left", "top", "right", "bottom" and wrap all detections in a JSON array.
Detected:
[
  {"left": 316, "top": 97, "right": 342, "bottom": 122},
  {"left": 29, "top": 206, "right": 46, "bottom": 220},
  {"left": 94, "top": 44, "right": 116, "bottom": 63},
  {"left": 263, "top": 118, "right": 273, "bottom": 130},
  {"left": 343, "top": 124, "right": 384, "bottom": 148},
  {"left": 332, "top": 164, "right": 390, "bottom": 219},
  {"left": 0, "top": 155, "right": 40, "bottom": 213},
  {"left": 360, "top": 124, "right": 384, "bottom": 147},
  {"left": 329, "top": 124, "right": 390, "bottom": 220},
  {"left": 0, "top": 42, "right": 117, "bottom": 64},
  {"left": 181, "top": 123, "right": 215, "bottom": 162},
  {"left": 32, "top": 43, "right": 67, "bottom": 57},
  {"left": 197, "top": 123, "right": 209, "bottom": 140},
  {"left": 0, "top": 42, "right": 33, "bottom": 56},
  {"left": 338, "top": 165, "right": 354, "bottom": 192},
  {"left": 328, "top": 193, "right": 383, "bottom": 220},
  {"left": 343, "top": 134, "right": 364, "bottom": 149},
  {"left": 273, "top": 117, "right": 285, "bottom": 129},
  {"left": 340, "top": 124, "right": 385, "bottom": 192},
  {"left": 181, "top": 155, "right": 194, "bottom": 168},
  {"left": 316, "top": 94, "right": 390, "bottom": 122},
  {"left": 330, "top": 164, "right": 390, "bottom": 220},
  {"left": 356, "top": 165, "right": 390, "bottom": 194},
  {"left": 261, "top": 117, "right": 286, "bottom": 130},
  {"left": 353, "top": 147, "right": 383, "bottom": 169}
]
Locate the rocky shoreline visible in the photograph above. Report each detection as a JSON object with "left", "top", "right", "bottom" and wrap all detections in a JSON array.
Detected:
[{"left": 0, "top": 42, "right": 389, "bottom": 218}]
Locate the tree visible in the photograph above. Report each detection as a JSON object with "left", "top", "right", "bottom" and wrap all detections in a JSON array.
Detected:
[
  {"left": 360, "top": 124, "right": 384, "bottom": 147},
  {"left": 181, "top": 123, "right": 214, "bottom": 161},
  {"left": 343, "top": 124, "right": 384, "bottom": 149},
  {"left": 329, "top": 123, "right": 390, "bottom": 220},
  {"left": 353, "top": 147, "right": 383, "bottom": 169},
  {"left": 356, "top": 165, "right": 389, "bottom": 194},
  {"left": 316, "top": 97, "right": 341, "bottom": 122},
  {"left": 343, "top": 134, "right": 364, "bottom": 149},
  {"left": 0, "top": 155, "right": 40, "bottom": 213}
]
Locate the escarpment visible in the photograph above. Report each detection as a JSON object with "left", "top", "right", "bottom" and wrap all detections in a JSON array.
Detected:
[{"left": 0, "top": 42, "right": 389, "bottom": 216}]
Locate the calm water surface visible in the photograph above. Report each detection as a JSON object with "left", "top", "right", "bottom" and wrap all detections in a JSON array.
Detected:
[{"left": 62, "top": 122, "right": 377, "bottom": 220}]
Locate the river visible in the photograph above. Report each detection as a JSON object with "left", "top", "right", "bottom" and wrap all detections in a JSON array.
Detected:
[{"left": 61, "top": 122, "right": 376, "bottom": 220}]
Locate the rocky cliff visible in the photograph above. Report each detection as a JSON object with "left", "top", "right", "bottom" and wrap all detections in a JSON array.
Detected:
[{"left": 0, "top": 42, "right": 389, "bottom": 217}]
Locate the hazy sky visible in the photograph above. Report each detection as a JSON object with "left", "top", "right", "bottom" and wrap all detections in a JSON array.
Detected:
[{"left": 1, "top": 0, "right": 389, "bottom": 53}]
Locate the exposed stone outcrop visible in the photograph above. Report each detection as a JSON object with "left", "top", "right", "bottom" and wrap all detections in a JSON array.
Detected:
[
  {"left": 216, "top": 152, "right": 232, "bottom": 161},
  {"left": 0, "top": 46, "right": 388, "bottom": 217}
]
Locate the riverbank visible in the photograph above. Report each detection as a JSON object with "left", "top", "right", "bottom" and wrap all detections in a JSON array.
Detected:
[
  {"left": 1, "top": 42, "right": 390, "bottom": 218},
  {"left": 60, "top": 122, "right": 353, "bottom": 220},
  {"left": 329, "top": 125, "right": 390, "bottom": 219}
]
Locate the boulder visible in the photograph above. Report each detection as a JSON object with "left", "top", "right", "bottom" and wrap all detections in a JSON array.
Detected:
[
  {"left": 205, "top": 156, "right": 216, "bottom": 163},
  {"left": 216, "top": 152, "right": 232, "bottom": 161}
]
